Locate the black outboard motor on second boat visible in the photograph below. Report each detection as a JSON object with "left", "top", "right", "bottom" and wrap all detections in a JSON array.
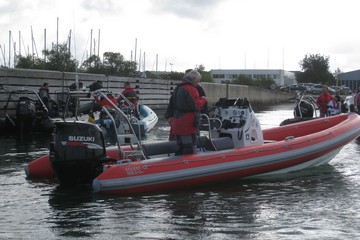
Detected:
[
  {"left": 50, "top": 121, "right": 107, "bottom": 186},
  {"left": 294, "top": 100, "right": 314, "bottom": 118},
  {"left": 16, "top": 96, "right": 36, "bottom": 133}
]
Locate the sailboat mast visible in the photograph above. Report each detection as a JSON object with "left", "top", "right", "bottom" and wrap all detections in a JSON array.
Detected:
[
  {"left": 56, "top": 17, "right": 59, "bottom": 53},
  {"left": 97, "top": 29, "right": 100, "bottom": 57},
  {"left": 90, "top": 29, "right": 93, "bottom": 56},
  {"left": 134, "top": 38, "right": 137, "bottom": 64},
  {"left": 8, "top": 30, "right": 11, "bottom": 67},
  {"left": 44, "top": 28, "right": 46, "bottom": 62},
  {"left": 68, "top": 30, "right": 72, "bottom": 55},
  {"left": 19, "top": 31, "right": 21, "bottom": 56},
  {"left": 156, "top": 54, "right": 158, "bottom": 72},
  {"left": 143, "top": 51, "right": 145, "bottom": 73}
]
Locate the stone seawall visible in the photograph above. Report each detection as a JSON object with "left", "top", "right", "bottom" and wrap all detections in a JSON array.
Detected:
[{"left": 0, "top": 68, "right": 293, "bottom": 116}]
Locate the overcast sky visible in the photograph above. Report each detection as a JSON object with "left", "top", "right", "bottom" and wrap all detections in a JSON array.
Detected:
[{"left": 0, "top": 0, "right": 359, "bottom": 73}]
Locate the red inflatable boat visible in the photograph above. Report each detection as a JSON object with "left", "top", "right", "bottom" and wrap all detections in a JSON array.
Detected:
[{"left": 25, "top": 98, "right": 360, "bottom": 195}]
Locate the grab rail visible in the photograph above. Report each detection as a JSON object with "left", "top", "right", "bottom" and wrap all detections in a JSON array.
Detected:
[{"left": 95, "top": 91, "right": 145, "bottom": 160}]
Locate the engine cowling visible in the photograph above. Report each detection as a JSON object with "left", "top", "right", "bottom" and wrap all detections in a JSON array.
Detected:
[{"left": 50, "top": 121, "right": 107, "bottom": 186}]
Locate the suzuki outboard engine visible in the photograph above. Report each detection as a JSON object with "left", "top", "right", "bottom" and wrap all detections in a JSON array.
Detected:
[
  {"left": 211, "top": 98, "right": 264, "bottom": 148},
  {"left": 50, "top": 121, "right": 107, "bottom": 186}
]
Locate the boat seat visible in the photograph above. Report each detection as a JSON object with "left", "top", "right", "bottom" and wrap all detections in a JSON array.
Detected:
[
  {"left": 141, "top": 141, "right": 179, "bottom": 158},
  {"left": 204, "top": 137, "right": 234, "bottom": 151}
]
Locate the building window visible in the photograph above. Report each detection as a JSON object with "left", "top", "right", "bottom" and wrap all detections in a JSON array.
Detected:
[{"left": 213, "top": 74, "right": 225, "bottom": 78}]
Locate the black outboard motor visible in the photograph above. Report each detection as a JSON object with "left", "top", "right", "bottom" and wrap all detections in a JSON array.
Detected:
[
  {"left": 89, "top": 80, "right": 103, "bottom": 91},
  {"left": 294, "top": 100, "right": 314, "bottom": 118},
  {"left": 50, "top": 121, "right": 107, "bottom": 186},
  {"left": 69, "top": 81, "right": 83, "bottom": 90},
  {"left": 16, "top": 97, "right": 36, "bottom": 132}
]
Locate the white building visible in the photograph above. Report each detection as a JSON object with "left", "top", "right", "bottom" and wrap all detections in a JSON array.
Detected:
[{"left": 210, "top": 69, "right": 296, "bottom": 86}]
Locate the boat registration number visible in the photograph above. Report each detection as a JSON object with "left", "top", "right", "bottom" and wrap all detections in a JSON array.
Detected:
[{"left": 125, "top": 166, "right": 143, "bottom": 175}]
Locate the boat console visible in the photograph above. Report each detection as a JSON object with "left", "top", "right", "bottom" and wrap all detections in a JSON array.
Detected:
[{"left": 208, "top": 98, "right": 264, "bottom": 148}]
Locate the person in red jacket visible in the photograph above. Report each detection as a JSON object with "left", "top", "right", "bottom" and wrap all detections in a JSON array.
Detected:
[
  {"left": 117, "top": 81, "right": 139, "bottom": 118},
  {"left": 171, "top": 70, "right": 207, "bottom": 155},
  {"left": 316, "top": 86, "right": 333, "bottom": 117},
  {"left": 165, "top": 69, "right": 208, "bottom": 141}
]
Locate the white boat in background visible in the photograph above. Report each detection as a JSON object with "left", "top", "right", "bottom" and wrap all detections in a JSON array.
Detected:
[{"left": 137, "top": 104, "right": 158, "bottom": 135}]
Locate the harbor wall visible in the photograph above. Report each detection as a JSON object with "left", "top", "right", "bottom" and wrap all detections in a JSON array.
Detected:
[{"left": 0, "top": 68, "right": 293, "bottom": 115}]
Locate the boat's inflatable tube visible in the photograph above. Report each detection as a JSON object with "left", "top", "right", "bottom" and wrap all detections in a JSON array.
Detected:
[{"left": 24, "top": 154, "right": 55, "bottom": 178}]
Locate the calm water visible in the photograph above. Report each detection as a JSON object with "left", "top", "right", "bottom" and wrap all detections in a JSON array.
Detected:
[{"left": 1, "top": 103, "right": 360, "bottom": 240}]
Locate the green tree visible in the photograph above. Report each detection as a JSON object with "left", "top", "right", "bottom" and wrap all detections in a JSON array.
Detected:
[
  {"left": 102, "top": 52, "right": 137, "bottom": 76},
  {"left": 15, "top": 55, "right": 45, "bottom": 69},
  {"left": 296, "top": 53, "right": 335, "bottom": 85},
  {"left": 333, "top": 68, "right": 343, "bottom": 86},
  {"left": 255, "top": 77, "right": 276, "bottom": 89},
  {"left": 121, "top": 60, "right": 137, "bottom": 77},
  {"left": 232, "top": 74, "right": 275, "bottom": 89},
  {"left": 80, "top": 55, "right": 103, "bottom": 74},
  {"left": 42, "top": 43, "right": 78, "bottom": 72},
  {"left": 195, "top": 64, "right": 213, "bottom": 83},
  {"left": 232, "top": 75, "right": 254, "bottom": 85},
  {"left": 167, "top": 71, "right": 184, "bottom": 80}
]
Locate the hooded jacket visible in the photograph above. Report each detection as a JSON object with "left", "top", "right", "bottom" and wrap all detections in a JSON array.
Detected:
[
  {"left": 171, "top": 77, "right": 207, "bottom": 135},
  {"left": 118, "top": 85, "right": 138, "bottom": 107},
  {"left": 316, "top": 92, "right": 333, "bottom": 114}
]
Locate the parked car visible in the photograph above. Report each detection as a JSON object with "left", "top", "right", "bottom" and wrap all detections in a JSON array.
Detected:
[
  {"left": 329, "top": 86, "right": 352, "bottom": 95},
  {"left": 280, "top": 84, "right": 308, "bottom": 93},
  {"left": 340, "top": 86, "right": 352, "bottom": 95},
  {"left": 329, "top": 86, "right": 341, "bottom": 94},
  {"left": 311, "top": 84, "right": 336, "bottom": 95},
  {"left": 311, "top": 84, "right": 324, "bottom": 94},
  {"left": 298, "top": 83, "right": 314, "bottom": 92}
]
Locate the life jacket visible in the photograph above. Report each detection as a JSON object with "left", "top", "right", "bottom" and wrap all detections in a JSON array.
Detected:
[
  {"left": 119, "top": 86, "right": 138, "bottom": 108},
  {"left": 171, "top": 79, "right": 206, "bottom": 135},
  {"left": 100, "top": 95, "right": 117, "bottom": 108},
  {"left": 327, "top": 99, "right": 340, "bottom": 115}
]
